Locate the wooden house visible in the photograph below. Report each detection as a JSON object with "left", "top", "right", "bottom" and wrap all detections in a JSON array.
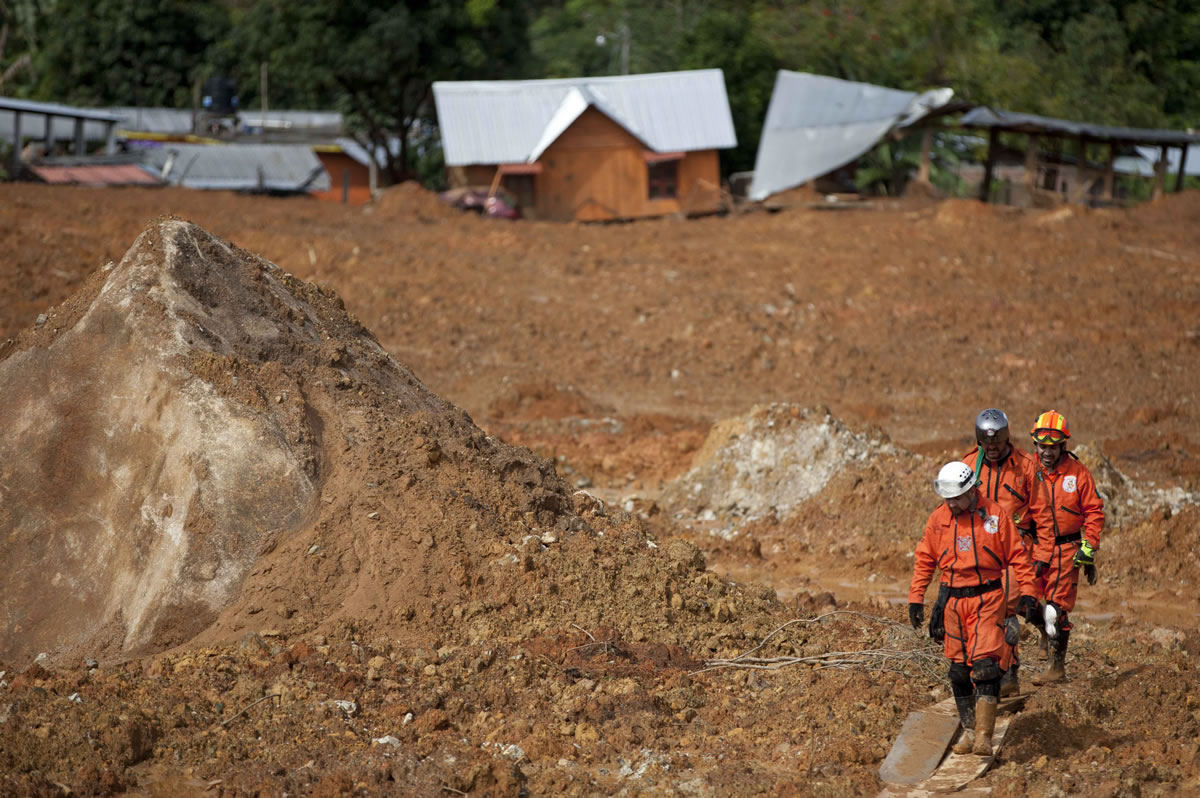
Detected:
[{"left": 432, "top": 70, "right": 736, "bottom": 221}]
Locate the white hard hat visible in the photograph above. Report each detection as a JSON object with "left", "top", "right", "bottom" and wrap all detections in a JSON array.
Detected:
[{"left": 934, "top": 461, "right": 975, "bottom": 499}]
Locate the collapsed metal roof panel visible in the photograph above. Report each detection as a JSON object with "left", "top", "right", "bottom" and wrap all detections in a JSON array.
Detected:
[
  {"left": 960, "top": 107, "right": 1200, "bottom": 146},
  {"left": 433, "top": 69, "right": 737, "bottom": 166},
  {"left": 748, "top": 71, "right": 953, "bottom": 201},
  {"left": 140, "top": 143, "right": 330, "bottom": 192}
]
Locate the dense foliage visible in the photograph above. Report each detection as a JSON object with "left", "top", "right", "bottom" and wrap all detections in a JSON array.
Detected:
[{"left": 3, "top": 0, "right": 1198, "bottom": 179}]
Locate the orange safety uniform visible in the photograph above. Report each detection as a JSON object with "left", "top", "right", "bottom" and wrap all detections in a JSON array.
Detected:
[
  {"left": 961, "top": 444, "right": 1042, "bottom": 616},
  {"left": 1029, "top": 452, "right": 1104, "bottom": 614},
  {"left": 910, "top": 493, "right": 1038, "bottom": 666}
]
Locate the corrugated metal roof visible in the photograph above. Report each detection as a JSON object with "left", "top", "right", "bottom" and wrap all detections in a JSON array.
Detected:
[
  {"left": 433, "top": 69, "right": 737, "bottom": 166},
  {"left": 32, "top": 164, "right": 161, "bottom": 186},
  {"left": 0, "top": 96, "right": 123, "bottom": 121},
  {"left": 960, "top": 108, "right": 1200, "bottom": 146},
  {"left": 106, "top": 107, "right": 345, "bottom": 135},
  {"left": 748, "top": 71, "right": 954, "bottom": 201},
  {"left": 140, "top": 144, "right": 330, "bottom": 192}
]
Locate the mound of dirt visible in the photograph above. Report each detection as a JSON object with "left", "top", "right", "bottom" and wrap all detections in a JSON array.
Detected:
[
  {"left": 370, "top": 180, "right": 457, "bottom": 221},
  {"left": 0, "top": 219, "right": 799, "bottom": 672}
]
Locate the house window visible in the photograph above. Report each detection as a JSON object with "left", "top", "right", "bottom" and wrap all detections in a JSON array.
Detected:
[
  {"left": 502, "top": 173, "right": 536, "bottom": 211},
  {"left": 648, "top": 160, "right": 678, "bottom": 199}
]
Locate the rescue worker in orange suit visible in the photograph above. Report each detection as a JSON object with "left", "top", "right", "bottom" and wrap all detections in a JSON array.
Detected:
[
  {"left": 909, "top": 462, "right": 1039, "bottom": 757},
  {"left": 960, "top": 408, "right": 1040, "bottom": 697},
  {"left": 1028, "top": 410, "right": 1104, "bottom": 685}
]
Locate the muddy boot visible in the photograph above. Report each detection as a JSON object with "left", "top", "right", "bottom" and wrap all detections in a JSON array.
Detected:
[
  {"left": 972, "top": 696, "right": 998, "bottom": 756},
  {"left": 1032, "top": 630, "right": 1068, "bottom": 685},
  {"left": 999, "top": 663, "right": 1020, "bottom": 698},
  {"left": 951, "top": 694, "right": 976, "bottom": 754},
  {"left": 1036, "top": 627, "right": 1049, "bottom": 658}
]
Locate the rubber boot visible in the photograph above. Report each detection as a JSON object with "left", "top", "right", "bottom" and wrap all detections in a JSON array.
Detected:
[
  {"left": 1036, "top": 627, "right": 1049, "bottom": 658},
  {"left": 1032, "top": 630, "right": 1068, "bottom": 685},
  {"left": 972, "top": 696, "right": 998, "bottom": 756},
  {"left": 999, "top": 663, "right": 1020, "bottom": 698},
  {"left": 951, "top": 694, "right": 976, "bottom": 755}
]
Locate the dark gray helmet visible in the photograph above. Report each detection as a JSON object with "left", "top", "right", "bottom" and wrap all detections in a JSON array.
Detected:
[{"left": 975, "top": 408, "right": 1010, "bottom": 445}]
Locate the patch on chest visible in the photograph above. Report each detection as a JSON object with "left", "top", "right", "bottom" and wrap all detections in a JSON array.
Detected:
[
  {"left": 956, "top": 536, "right": 973, "bottom": 552},
  {"left": 984, "top": 515, "right": 999, "bottom": 534},
  {"left": 1063, "top": 475, "right": 1077, "bottom": 493}
]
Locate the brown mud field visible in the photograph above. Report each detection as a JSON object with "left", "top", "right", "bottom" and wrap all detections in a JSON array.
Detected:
[{"left": 1, "top": 182, "right": 1198, "bottom": 796}]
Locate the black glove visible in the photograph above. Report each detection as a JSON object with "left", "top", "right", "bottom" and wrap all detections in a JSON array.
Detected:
[
  {"left": 928, "top": 583, "right": 949, "bottom": 643},
  {"left": 1034, "top": 561, "right": 1048, "bottom": 579},
  {"left": 1018, "top": 595, "right": 1041, "bottom": 625},
  {"left": 908, "top": 602, "right": 924, "bottom": 630},
  {"left": 1084, "top": 563, "right": 1097, "bottom": 585}
]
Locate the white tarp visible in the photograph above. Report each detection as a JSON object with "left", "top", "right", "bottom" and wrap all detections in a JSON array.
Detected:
[{"left": 748, "top": 71, "right": 953, "bottom": 201}]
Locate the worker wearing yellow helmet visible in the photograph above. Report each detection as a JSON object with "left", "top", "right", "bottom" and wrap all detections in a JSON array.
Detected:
[{"left": 1027, "top": 410, "right": 1105, "bottom": 685}]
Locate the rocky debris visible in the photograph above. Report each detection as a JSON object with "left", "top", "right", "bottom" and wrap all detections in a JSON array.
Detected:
[{"left": 660, "top": 404, "right": 896, "bottom": 532}]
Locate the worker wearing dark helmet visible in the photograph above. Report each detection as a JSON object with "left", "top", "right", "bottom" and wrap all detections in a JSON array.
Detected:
[
  {"left": 1027, "top": 410, "right": 1105, "bottom": 685},
  {"left": 909, "top": 461, "right": 1039, "bottom": 757},
  {"left": 960, "top": 408, "right": 1041, "bottom": 697}
]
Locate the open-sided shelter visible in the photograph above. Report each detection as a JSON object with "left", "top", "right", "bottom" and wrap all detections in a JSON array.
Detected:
[
  {"left": 961, "top": 107, "right": 1200, "bottom": 204},
  {"left": 432, "top": 70, "right": 736, "bottom": 221}
]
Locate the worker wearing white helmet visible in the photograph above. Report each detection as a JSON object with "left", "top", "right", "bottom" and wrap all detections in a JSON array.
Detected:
[{"left": 909, "top": 461, "right": 1040, "bottom": 757}]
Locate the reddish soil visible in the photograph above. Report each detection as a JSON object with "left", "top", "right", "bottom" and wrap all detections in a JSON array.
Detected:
[{"left": 0, "top": 183, "right": 1198, "bottom": 796}]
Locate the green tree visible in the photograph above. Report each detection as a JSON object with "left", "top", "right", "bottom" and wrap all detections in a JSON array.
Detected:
[
  {"left": 34, "top": 0, "right": 230, "bottom": 107},
  {"left": 677, "top": 7, "right": 777, "bottom": 175},
  {"left": 227, "top": 0, "right": 535, "bottom": 182}
]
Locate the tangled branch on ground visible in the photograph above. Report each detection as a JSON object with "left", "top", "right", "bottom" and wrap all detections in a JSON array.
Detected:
[{"left": 696, "top": 610, "right": 943, "bottom": 680}]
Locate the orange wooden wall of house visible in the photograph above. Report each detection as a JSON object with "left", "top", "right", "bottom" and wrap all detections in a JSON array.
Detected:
[
  {"left": 536, "top": 108, "right": 721, "bottom": 221},
  {"left": 443, "top": 108, "right": 723, "bottom": 221},
  {"left": 312, "top": 151, "right": 372, "bottom": 205}
]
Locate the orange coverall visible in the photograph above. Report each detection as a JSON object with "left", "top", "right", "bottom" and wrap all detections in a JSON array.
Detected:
[
  {"left": 1029, "top": 452, "right": 1105, "bottom": 613},
  {"left": 961, "top": 445, "right": 1042, "bottom": 614},
  {"left": 910, "top": 494, "right": 1038, "bottom": 666}
]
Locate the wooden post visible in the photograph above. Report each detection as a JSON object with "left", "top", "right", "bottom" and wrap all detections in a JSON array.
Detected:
[
  {"left": 44, "top": 114, "right": 55, "bottom": 155},
  {"left": 1176, "top": 145, "right": 1190, "bottom": 193},
  {"left": 342, "top": 168, "right": 350, "bottom": 203},
  {"left": 1103, "top": 141, "right": 1115, "bottom": 200},
  {"left": 1152, "top": 144, "right": 1168, "bottom": 200},
  {"left": 916, "top": 127, "right": 933, "bottom": 185},
  {"left": 73, "top": 117, "right": 85, "bottom": 156},
  {"left": 105, "top": 122, "right": 117, "bottom": 155},
  {"left": 1024, "top": 134, "right": 1038, "bottom": 203},
  {"left": 1074, "top": 134, "right": 1088, "bottom": 203},
  {"left": 11, "top": 110, "right": 21, "bottom": 176},
  {"left": 979, "top": 128, "right": 999, "bottom": 203}
]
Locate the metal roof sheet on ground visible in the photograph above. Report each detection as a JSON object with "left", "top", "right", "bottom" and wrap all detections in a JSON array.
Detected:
[
  {"left": 141, "top": 144, "right": 330, "bottom": 192},
  {"left": 747, "top": 71, "right": 953, "bottom": 201},
  {"left": 959, "top": 108, "right": 1200, "bottom": 146},
  {"left": 1113, "top": 144, "right": 1200, "bottom": 177},
  {"left": 432, "top": 69, "right": 737, "bottom": 166},
  {"left": 31, "top": 164, "right": 161, "bottom": 186}
]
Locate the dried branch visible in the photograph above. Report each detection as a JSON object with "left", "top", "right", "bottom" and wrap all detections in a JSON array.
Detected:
[
  {"left": 219, "top": 693, "right": 282, "bottom": 727},
  {"left": 696, "top": 611, "right": 942, "bottom": 679}
]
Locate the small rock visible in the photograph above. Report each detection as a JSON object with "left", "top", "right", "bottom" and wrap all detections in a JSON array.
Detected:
[
  {"left": 372, "top": 735, "right": 401, "bottom": 746},
  {"left": 35, "top": 314, "right": 47, "bottom": 327},
  {"left": 367, "top": 511, "right": 380, "bottom": 520}
]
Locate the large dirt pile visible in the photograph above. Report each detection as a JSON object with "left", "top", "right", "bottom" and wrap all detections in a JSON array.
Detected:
[{"left": 0, "top": 219, "right": 794, "bottom": 671}]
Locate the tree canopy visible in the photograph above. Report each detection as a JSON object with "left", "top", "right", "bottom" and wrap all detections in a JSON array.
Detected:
[{"left": 4, "top": 0, "right": 1197, "bottom": 181}]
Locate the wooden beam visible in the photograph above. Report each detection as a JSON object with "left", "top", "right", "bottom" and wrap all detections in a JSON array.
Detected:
[
  {"left": 1103, "top": 142, "right": 1116, "bottom": 200},
  {"left": 1176, "top": 145, "right": 1190, "bottom": 193},
  {"left": 1152, "top": 144, "right": 1168, "bottom": 200},
  {"left": 11, "top": 110, "right": 21, "bottom": 176},
  {"left": 1024, "top": 134, "right": 1038, "bottom": 191},
  {"left": 916, "top": 127, "right": 933, "bottom": 184},
  {"left": 979, "top": 128, "right": 999, "bottom": 203}
]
